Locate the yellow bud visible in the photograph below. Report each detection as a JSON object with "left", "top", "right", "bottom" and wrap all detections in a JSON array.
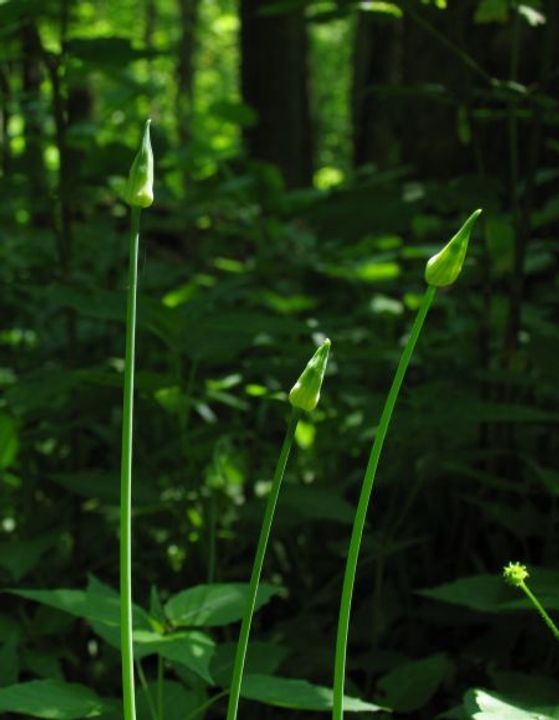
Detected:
[
  {"left": 503, "top": 561, "right": 529, "bottom": 588},
  {"left": 125, "top": 119, "right": 154, "bottom": 209},
  {"left": 289, "top": 339, "right": 331, "bottom": 413},
  {"left": 425, "top": 209, "right": 482, "bottom": 287}
]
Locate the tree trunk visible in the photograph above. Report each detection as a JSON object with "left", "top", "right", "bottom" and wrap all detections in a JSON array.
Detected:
[
  {"left": 0, "top": 64, "right": 12, "bottom": 175},
  {"left": 20, "top": 18, "right": 49, "bottom": 221},
  {"left": 176, "top": 0, "right": 199, "bottom": 148},
  {"left": 352, "top": 11, "right": 402, "bottom": 169},
  {"left": 240, "top": 0, "right": 313, "bottom": 188}
]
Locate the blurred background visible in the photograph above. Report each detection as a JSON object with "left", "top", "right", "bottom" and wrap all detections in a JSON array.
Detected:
[{"left": 1, "top": 0, "right": 559, "bottom": 718}]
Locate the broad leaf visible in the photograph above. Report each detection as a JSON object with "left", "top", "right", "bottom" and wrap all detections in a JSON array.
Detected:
[
  {"left": 418, "top": 568, "right": 559, "bottom": 613},
  {"left": 377, "top": 653, "right": 450, "bottom": 712},
  {"left": 165, "top": 583, "right": 281, "bottom": 627},
  {"left": 133, "top": 630, "right": 215, "bottom": 684},
  {"left": 0, "top": 534, "right": 56, "bottom": 581},
  {"left": 463, "top": 688, "right": 559, "bottom": 719},
  {"left": 0, "top": 412, "right": 18, "bottom": 469},
  {"left": 9, "top": 576, "right": 150, "bottom": 628},
  {"left": 211, "top": 642, "right": 289, "bottom": 686},
  {"left": 0, "top": 679, "right": 112, "bottom": 719},
  {"left": 241, "top": 674, "right": 385, "bottom": 713},
  {"left": 136, "top": 681, "right": 202, "bottom": 720},
  {"left": 91, "top": 624, "right": 215, "bottom": 684}
]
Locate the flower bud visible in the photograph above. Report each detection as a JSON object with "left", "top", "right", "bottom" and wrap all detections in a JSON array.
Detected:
[
  {"left": 289, "top": 339, "right": 331, "bottom": 413},
  {"left": 425, "top": 209, "right": 482, "bottom": 287},
  {"left": 503, "top": 561, "right": 529, "bottom": 588},
  {"left": 125, "top": 119, "right": 154, "bottom": 208}
]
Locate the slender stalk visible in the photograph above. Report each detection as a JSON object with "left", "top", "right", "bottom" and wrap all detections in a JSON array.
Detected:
[
  {"left": 136, "top": 660, "right": 158, "bottom": 720},
  {"left": 186, "top": 690, "right": 228, "bottom": 720},
  {"left": 332, "top": 285, "right": 437, "bottom": 720},
  {"left": 397, "top": 0, "right": 493, "bottom": 86},
  {"left": 226, "top": 409, "right": 301, "bottom": 720},
  {"left": 503, "top": 563, "right": 559, "bottom": 643},
  {"left": 157, "top": 655, "right": 164, "bottom": 720},
  {"left": 120, "top": 206, "right": 142, "bottom": 720},
  {"left": 519, "top": 581, "right": 559, "bottom": 643}
]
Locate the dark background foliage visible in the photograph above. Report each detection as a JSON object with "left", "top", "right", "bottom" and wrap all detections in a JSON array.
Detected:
[{"left": 1, "top": 0, "right": 559, "bottom": 718}]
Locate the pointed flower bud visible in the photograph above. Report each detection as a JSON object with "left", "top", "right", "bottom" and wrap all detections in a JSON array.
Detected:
[
  {"left": 289, "top": 339, "right": 331, "bottom": 413},
  {"left": 425, "top": 208, "right": 482, "bottom": 287},
  {"left": 503, "top": 561, "right": 529, "bottom": 588},
  {"left": 125, "top": 119, "right": 154, "bottom": 208}
]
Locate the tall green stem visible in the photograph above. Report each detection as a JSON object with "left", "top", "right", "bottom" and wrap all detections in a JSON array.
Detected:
[
  {"left": 332, "top": 285, "right": 437, "bottom": 720},
  {"left": 120, "top": 206, "right": 141, "bottom": 720},
  {"left": 226, "top": 409, "right": 301, "bottom": 720}
]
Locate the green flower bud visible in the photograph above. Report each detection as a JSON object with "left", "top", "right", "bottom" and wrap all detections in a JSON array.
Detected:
[
  {"left": 503, "top": 561, "right": 529, "bottom": 588},
  {"left": 289, "top": 339, "right": 331, "bottom": 413},
  {"left": 125, "top": 119, "right": 154, "bottom": 208},
  {"left": 425, "top": 208, "right": 482, "bottom": 287}
]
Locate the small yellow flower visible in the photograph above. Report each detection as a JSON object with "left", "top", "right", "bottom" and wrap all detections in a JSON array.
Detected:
[{"left": 503, "top": 561, "right": 529, "bottom": 588}]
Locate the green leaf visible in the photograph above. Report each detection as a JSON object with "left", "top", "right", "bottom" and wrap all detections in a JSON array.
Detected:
[
  {"left": 240, "top": 674, "right": 385, "bottom": 712},
  {"left": 210, "top": 100, "right": 258, "bottom": 128},
  {"left": 0, "top": 534, "right": 56, "bottom": 581},
  {"left": 0, "top": 679, "right": 113, "bottom": 719},
  {"left": 23, "top": 650, "right": 63, "bottom": 681},
  {"left": 279, "top": 485, "right": 355, "bottom": 525},
  {"left": 463, "top": 688, "right": 558, "bottom": 719},
  {"left": 358, "top": 2, "right": 402, "bottom": 17},
  {"left": 491, "top": 672, "right": 559, "bottom": 708},
  {"left": 136, "top": 631, "right": 215, "bottom": 684},
  {"left": 8, "top": 576, "right": 150, "bottom": 628},
  {"left": 517, "top": 4, "right": 545, "bottom": 26},
  {"left": 210, "top": 642, "right": 289, "bottom": 687},
  {"left": 66, "top": 37, "right": 158, "bottom": 66},
  {"left": 377, "top": 654, "right": 450, "bottom": 712},
  {"left": 474, "top": 0, "right": 509, "bottom": 23},
  {"left": 0, "top": 635, "right": 19, "bottom": 687},
  {"left": 0, "top": 413, "right": 18, "bottom": 469},
  {"left": 90, "top": 624, "right": 215, "bottom": 684},
  {"left": 486, "top": 215, "right": 515, "bottom": 276},
  {"left": 48, "top": 471, "right": 159, "bottom": 506},
  {"left": 165, "top": 583, "right": 281, "bottom": 627},
  {"left": 136, "top": 681, "right": 201, "bottom": 720},
  {"left": 418, "top": 568, "right": 559, "bottom": 613}
]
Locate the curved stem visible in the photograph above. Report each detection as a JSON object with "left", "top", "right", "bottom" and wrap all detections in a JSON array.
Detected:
[
  {"left": 135, "top": 661, "right": 157, "bottom": 720},
  {"left": 120, "top": 206, "right": 141, "bottom": 720},
  {"left": 186, "top": 690, "right": 228, "bottom": 720},
  {"left": 520, "top": 581, "right": 559, "bottom": 643},
  {"left": 332, "top": 285, "right": 437, "bottom": 720},
  {"left": 226, "top": 409, "right": 301, "bottom": 720}
]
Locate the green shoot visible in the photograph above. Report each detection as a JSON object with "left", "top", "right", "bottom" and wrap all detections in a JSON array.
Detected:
[
  {"left": 503, "top": 562, "right": 559, "bottom": 642},
  {"left": 332, "top": 211, "right": 481, "bottom": 720},
  {"left": 226, "top": 339, "right": 331, "bottom": 720},
  {"left": 120, "top": 119, "right": 154, "bottom": 720}
]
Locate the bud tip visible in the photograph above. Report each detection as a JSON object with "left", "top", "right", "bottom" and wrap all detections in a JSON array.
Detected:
[
  {"left": 125, "top": 118, "right": 154, "bottom": 209},
  {"left": 425, "top": 208, "right": 482, "bottom": 287},
  {"left": 289, "top": 338, "right": 331, "bottom": 413}
]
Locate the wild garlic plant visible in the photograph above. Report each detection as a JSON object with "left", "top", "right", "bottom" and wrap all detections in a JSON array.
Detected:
[
  {"left": 120, "top": 119, "right": 154, "bottom": 720},
  {"left": 226, "top": 339, "right": 331, "bottom": 720},
  {"left": 503, "top": 562, "right": 559, "bottom": 643},
  {"left": 116, "top": 124, "right": 482, "bottom": 720},
  {"left": 332, "top": 209, "right": 482, "bottom": 720}
]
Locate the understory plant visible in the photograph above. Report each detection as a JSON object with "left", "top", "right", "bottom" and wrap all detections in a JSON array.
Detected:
[
  {"left": 503, "top": 562, "right": 559, "bottom": 643},
  {"left": 226, "top": 339, "right": 331, "bottom": 720},
  {"left": 120, "top": 118, "right": 154, "bottom": 720},
  {"left": 332, "top": 209, "right": 482, "bottom": 720}
]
